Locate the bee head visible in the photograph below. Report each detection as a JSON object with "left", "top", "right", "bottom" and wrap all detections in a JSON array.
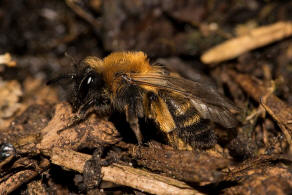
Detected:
[
  {"left": 47, "top": 56, "right": 109, "bottom": 113},
  {"left": 70, "top": 57, "right": 109, "bottom": 112}
]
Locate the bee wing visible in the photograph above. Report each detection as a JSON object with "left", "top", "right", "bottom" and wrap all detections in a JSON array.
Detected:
[{"left": 129, "top": 72, "right": 239, "bottom": 128}]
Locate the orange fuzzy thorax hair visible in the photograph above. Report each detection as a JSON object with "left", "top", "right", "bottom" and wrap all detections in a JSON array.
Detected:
[
  {"left": 87, "top": 51, "right": 152, "bottom": 86},
  {"left": 103, "top": 51, "right": 152, "bottom": 84}
]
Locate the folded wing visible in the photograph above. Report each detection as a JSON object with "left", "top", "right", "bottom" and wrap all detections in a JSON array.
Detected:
[{"left": 128, "top": 71, "right": 239, "bottom": 128}]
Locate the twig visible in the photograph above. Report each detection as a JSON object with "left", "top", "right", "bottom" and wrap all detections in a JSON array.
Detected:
[
  {"left": 201, "top": 21, "right": 292, "bottom": 65},
  {"left": 65, "top": 0, "right": 100, "bottom": 32},
  {"left": 50, "top": 147, "right": 201, "bottom": 195},
  {"left": 229, "top": 71, "right": 292, "bottom": 144}
]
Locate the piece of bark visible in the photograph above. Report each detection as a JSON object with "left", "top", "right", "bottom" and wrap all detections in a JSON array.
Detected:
[
  {"left": 201, "top": 21, "right": 292, "bottom": 65},
  {"left": 50, "top": 147, "right": 201, "bottom": 195},
  {"left": 229, "top": 71, "right": 292, "bottom": 144},
  {"left": 223, "top": 154, "right": 292, "bottom": 181},
  {"left": 0, "top": 157, "right": 41, "bottom": 184},
  {"left": 0, "top": 159, "right": 49, "bottom": 194},
  {"left": 36, "top": 102, "right": 121, "bottom": 153},
  {"left": 224, "top": 166, "right": 292, "bottom": 195},
  {"left": 261, "top": 95, "right": 292, "bottom": 144},
  {"left": 126, "top": 144, "right": 229, "bottom": 184},
  {"left": 27, "top": 180, "right": 48, "bottom": 195},
  {"left": 0, "top": 170, "right": 40, "bottom": 194}
]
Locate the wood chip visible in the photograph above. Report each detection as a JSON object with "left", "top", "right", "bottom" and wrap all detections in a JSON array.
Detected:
[{"left": 201, "top": 21, "right": 292, "bottom": 65}]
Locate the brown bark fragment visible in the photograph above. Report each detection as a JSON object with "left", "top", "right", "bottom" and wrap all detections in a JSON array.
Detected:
[
  {"left": 0, "top": 159, "right": 49, "bottom": 194},
  {"left": 50, "top": 147, "right": 201, "bottom": 195},
  {"left": 27, "top": 180, "right": 48, "bottom": 195},
  {"left": 37, "top": 103, "right": 121, "bottom": 152},
  {"left": 127, "top": 144, "right": 229, "bottom": 183},
  {"left": 224, "top": 166, "right": 292, "bottom": 195}
]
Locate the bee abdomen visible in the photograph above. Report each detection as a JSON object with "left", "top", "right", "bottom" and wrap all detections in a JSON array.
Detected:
[
  {"left": 175, "top": 118, "right": 216, "bottom": 149},
  {"left": 173, "top": 107, "right": 216, "bottom": 149},
  {"left": 161, "top": 92, "right": 216, "bottom": 149}
]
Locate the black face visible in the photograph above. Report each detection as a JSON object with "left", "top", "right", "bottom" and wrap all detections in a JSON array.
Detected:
[
  {"left": 70, "top": 66, "right": 111, "bottom": 114},
  {"left": 47, "top": 61, "right": 112, "bottom": 117}
]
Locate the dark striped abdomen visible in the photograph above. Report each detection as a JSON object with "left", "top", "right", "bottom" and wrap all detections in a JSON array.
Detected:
[{"left": 159, "top": 90, "right": 216, "bottom": 149}]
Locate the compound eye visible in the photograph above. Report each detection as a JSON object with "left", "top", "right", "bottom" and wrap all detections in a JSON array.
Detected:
[{"left": 87, "top": 76, "right": 93, "bottom": 84}]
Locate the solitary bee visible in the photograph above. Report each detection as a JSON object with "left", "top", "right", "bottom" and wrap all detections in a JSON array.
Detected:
[{"left": 49, "top": 51, "right": 239, "bottom": 150}]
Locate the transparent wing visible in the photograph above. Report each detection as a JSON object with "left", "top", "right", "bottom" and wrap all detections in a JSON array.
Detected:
[{"left": 126, "top": 72, "right": 239, "bottom": 128}]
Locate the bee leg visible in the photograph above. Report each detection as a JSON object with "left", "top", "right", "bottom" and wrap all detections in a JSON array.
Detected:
[{"left": 125, "top": 105, "right": 143, "bottom": 145}]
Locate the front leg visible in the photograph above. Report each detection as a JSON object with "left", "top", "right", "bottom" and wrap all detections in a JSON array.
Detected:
[
  {"left": 114, "top": 82, "right": 145, "bottom": 145},
  {"left": 125, "top": 104, "right": 143, "bottom": 145}
]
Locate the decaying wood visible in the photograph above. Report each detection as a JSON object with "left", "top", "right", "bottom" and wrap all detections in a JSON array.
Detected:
[
  {"left": 50, "top": 147, "right": 201, "bottom": 195},
  {"left": 36, "top": 103, "right": 201, "bottom": 194},
  {"left": 0, "top": 102, "right": 120, "bottom": 193},
  {"left": 201, "top": 21, "right": 292, "bottom": 64},
  {"left": 0, "top": 159, "right": 49, "bottom": 194},
  {"left": 223, "top": 154, "right": 292, "bottom": 181},
  {"left": 229, "top": 71, "right": 292, "bottom": 144},
  {"left": 6, "top": 102, "right": 204, "bottom": 194},
  {"left": 124, "top": 143, "right": 229, "bottom": 183},
  {"left": 0, "top": 170, "right": 40, "bottom": 194},
  {"left": 27, "top": 180, "right": 48, "bottom": 195},
  {"left": 36, "top": 102, "right": 120, "bottom": 153},
  {"left": 261, "top": 95, "right": 292, "bottom": 145},
  {"left": 223, "top": 163, "right": 292, "bottom": 194}
]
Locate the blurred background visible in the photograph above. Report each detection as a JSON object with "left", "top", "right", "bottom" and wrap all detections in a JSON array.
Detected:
[{"left": 1, "top": 0, "right": 292, "bottom": 81}]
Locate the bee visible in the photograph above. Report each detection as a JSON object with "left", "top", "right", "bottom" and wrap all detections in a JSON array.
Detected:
[{"left": 49, "top": 51, "right": 239, "bottom": 150}]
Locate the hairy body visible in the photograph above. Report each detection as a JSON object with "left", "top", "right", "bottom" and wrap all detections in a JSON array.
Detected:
[{"left": 50, "top": 51, "right": 239, "bottom": 150}]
